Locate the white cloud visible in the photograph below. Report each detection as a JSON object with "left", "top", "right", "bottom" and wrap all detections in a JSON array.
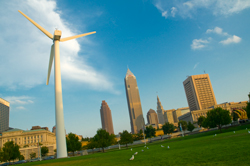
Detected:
[
  {"left": 191, "top": 38, "right": 210, "bottom": 50},
  {"left": 4, "top": 96, "right": 34, "bottom": 105},
  {"left": 16, "top": 106, "right": 26, "bottom": 110},
  {"left": 220, "top": 35, "right": 242, "bottom": 45},
  {"left": 193, "top": 62, "right": 199, "bottom": 69},
  {"left": 153, "top": 0, "right": 250, "bottom": 18},
  {"left": 0, "top": 0, "right": 116, "bottom": 92},
  {"left": 171, "top": 7, "right": 178, "bottom": 17},
  {"left": 206, "top": 27, "right": 228, "bottom": 36},
  {"left": 162, "top": 11, "right": 168, "bottom": 18}
]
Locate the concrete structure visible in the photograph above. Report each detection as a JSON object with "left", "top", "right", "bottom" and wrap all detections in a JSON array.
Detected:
[
  {"left": 0, "top": 128, "right": 56, "bottom": 159},
  {"left": 157, "top": 96, "right": 165, "bottom": 124},
  {"left": 0, "top": 98, "right": 9, "bottom": 133},
  {"left": 125, "top": 68, "right": 144, "bottom": 134},
  {"left": 163, "top": 109, "right": 175, "bottom": 124},
  {"left": 178, "top": 101, "right": 248, "bottom": 124},
  {"left": 100, "top": 100, "right": 114, "bottom": 135},
  {"left": 19, "top": 10, "right": 96, "bottom": 158},
  {"left": 147, "top": 109, "right": 158, "bottom": 127},
  {"left": 183, "top": 74, "right": 217, "bottom": 111}
]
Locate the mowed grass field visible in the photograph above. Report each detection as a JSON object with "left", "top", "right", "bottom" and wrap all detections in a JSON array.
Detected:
[{"left": 24, "top": 124, "right": 250, "bottom": 166}]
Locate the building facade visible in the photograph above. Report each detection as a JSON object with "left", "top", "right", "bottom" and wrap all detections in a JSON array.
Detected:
[
  {"left": 0, "top": 128, "right": 56, "bottom": 159},
  {"left": 125, "top": 68, "right": 144, "bottom": 134},
  {"left": 157, "top": 96, "right": 165, "bottom": 125},
  {"left": 0, "top": 98, "right": 10, "bottom": 133},
  {"left": 100, "top": 100, "right": 114, "bottom": 135},
  {"left": 178, "top": 101, "right": 248, "bottom": 124},
  {"left": 147, "top": 109, "right": 158, "bottom": 126},
  {"left": 183, "top": 74, "right": 217, "bottom": 111}
]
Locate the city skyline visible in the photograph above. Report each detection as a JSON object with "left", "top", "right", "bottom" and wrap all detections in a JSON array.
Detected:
[{"left": 0, "top": 0, "right": 250, "bottom": 137}]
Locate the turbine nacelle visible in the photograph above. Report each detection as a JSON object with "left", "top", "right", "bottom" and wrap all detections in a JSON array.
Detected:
[{"left": 53, "top": 30, "right": 62, "bottom": 41}]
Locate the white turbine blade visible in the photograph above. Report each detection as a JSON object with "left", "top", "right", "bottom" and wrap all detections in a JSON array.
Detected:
[
  {"left": 60, "top": 31, "right": 96, "bottom": 42},
  {"left": 46, "top": 44, "right": 55, "bottom": 85},
  {"left": 18, "top": 10, "right": 53, "bottom": 39}
]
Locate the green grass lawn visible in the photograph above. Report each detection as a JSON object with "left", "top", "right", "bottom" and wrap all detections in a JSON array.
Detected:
[{"left": 23, "top": 124, "right": 250, "bottom": 166}]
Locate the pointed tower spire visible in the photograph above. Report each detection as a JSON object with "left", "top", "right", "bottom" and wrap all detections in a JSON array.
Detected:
[
  {"left": 156, "top": 96, "right": 165, "bottom": 124},
  {"left": 126, "top": 68, "right": 135, "bottom": 77}
]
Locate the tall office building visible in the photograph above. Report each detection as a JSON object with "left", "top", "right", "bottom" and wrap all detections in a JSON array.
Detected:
[
  {"left": 0, "top": 98, "right": 10, "bottom": 133},
  {"left": 157, "top": 96, "right": 165, "bottom": 124},
  {"left": 125, "top": 68, "right": 144, "bottom": 134},
  {"left": 183, "top": 74, "right": 217, "bottom": 111},
  {"left": 147, "top": 109, "right": 158, "bottom": 126},
  {"left": 100, "top": 100, "right": 114, "bottom": 135}
]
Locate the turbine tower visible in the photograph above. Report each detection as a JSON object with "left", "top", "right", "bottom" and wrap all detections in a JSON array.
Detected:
[{"left": 18, "top": 10, "right": 96, "bottom": 158}]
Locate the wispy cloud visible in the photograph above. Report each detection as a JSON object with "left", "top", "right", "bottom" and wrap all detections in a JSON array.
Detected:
[
  {"left": 4, "top": 96, "right": 34, "bottom": 105},
  {"left": 153, "top": 0, "right": 250, "bottom": 19},
  {"left": 206, "top": 27, "right": 228, "bottom": 36},
  {"left": 0, "top": 0, "right": 116, "bottom": 93},
  {"left": 220, "top": 35, "right": 241, "bottom": 45},
  {"left": 193, "top": 62, "right": 199, "bottom": 70},
  {"left": 191, "top": 27, "right": 241, "bottom": 50},
  {"left": 191, "top": 38, "right": 210, "bottom": 50},
  {"left": 16, "top": 106, "right": 26, "bottom": 110},
  {"left": 171, "top": 7, "right": 177, "bottom": 17}
]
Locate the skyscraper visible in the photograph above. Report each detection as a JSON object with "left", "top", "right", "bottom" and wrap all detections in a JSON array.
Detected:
[
  {"left": 157, "top": 96, "right": 165, "bottom": 124},
  {"left": 0, "top": 98, "right": 10, "bottom": 133},
  {"left": 183, "top": 74, "right": 217, "bottom": 111},
  {"left": 100, "top": 100, "right": 114, "bottom": 135},
  {"left": 125, "top": 68, "right": 144, "bottom": 134},
  {"left": 147, "top": 109, "right": 158, "bottom": 126}
]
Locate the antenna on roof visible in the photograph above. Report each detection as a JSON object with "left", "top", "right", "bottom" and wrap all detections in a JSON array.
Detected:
[{"left": 204, "top": 70, "right": 206, "bottom": 73}]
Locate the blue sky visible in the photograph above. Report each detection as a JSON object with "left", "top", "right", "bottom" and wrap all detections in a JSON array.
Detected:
[{"left": 1, "top": 0, "right": 250, "bottom": 137}]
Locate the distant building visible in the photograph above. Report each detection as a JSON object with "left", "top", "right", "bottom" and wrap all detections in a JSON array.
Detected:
[
  {"left": 0, "top": 98, "right": 10, "bottom": 133},
  {"left": 157, "top": 96, "right": 165, "bottom": 125},
  {"left": 31, "top": 126, "right": 49, "bottom": 131},
  {"left": 178, "top": 101, "right": 247, "bottom": 124},
  {"left": 100, "top": 100, "right": 114, "bottom": 135},
  {"left": 125, "top": 68, "right": 144, "bottom": 134},
  {"left": 163, "top": 109, "right": 175, "bottom": 124},
  {"left": 183, "top": 74, "right": 217, "bottom": 111},
  {"left": 0, "top": 128, "right": 56, "bottom": 159},
  {"left": 147, "top": 109, "right": 158, "bottom": 126}
]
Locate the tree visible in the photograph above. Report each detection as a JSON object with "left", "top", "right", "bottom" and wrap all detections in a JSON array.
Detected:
[
  {"left": 162, "top": 122, "right": 175, "bottom": 135},
  {"left": 197, "top": 116, "right": 206, "bottom": 127},
  {"left": 41, "top": 146, "right": 49, "bottom": 157},
  {"left": 30, "top": 152, "right": 36, "bottom": 159},
  {"left": 86, "top": 139, "right": 98, "bottom": 153},
  {"left": 145, "top": 125, "right": 156, "bottom": 142},
  {"left": 178, "top": 120, "right": 187, "bottom": 133},
  {"left": 66, "top": 133, "right": 82, "bottom": 156},
  {"left": 93, "top": 129, "right": 116, "bottom": 152},
  {"left": 187, "top": 121, "right": 195, "bottom": 132},
  {"left": 0, "top": 148, "right": 3, "bottom": 162},
  {"left": 119, "top": 130, "right": 133, "bottom": 148},
  {"left": 204, "top": 107, "right": 232, "bottom": 133},
  {"left": 2, "top": 141, "right": 20, "bottom": 163},
  {"left": 245, "top": 94, "right": 250, "bottom": 118},
  {"left": 19, "top": 155, "right": 24, "bottom": 161}
]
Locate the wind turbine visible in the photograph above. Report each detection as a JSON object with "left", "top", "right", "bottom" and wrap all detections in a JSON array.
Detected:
[{"left": 18, "top": 10, "right": 96, "bottom": 158}]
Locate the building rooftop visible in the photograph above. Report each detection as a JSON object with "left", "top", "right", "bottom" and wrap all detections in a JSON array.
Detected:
[{"left": 125, "top": 68, "right": 135, "bottom": 77}]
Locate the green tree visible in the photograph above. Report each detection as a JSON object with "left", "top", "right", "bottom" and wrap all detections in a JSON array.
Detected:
[
  {"left": 66, "top": 133, "right": 82, "bottom": 156},
  {"left": 41, "top": 146, "right": 49, "bottom": 157},
  {"left": 30, "top": 152, "right": 36, "bottom": 159},
  {"left": 119, "top": 130, "right": 133, "bottom": 148},
  {"left": 0, "top": 148, "right": 3, "bottom": 162},
  {"left": 204, "top": 107, "right": 232, "bottom": 133},
  {"left": 2, "top": 141, "right": 20, "bottom": 163},
  {"left": 187, "top": 121, "right": 195, "bottom": 132},
  {"left": 162, "top": 122, "right": 175, "bottom": 135},
  {"left": 145, "top": 125, "right": 156, "bottom": 142},
  {"left": 178, "top": 120, "right": 187, "bottom": 133},
  {"left": 244, "top": 97, "right": 250, "bottom": 119},
  {"left": 197, "top": 116, "right": 206, "bottom": 127},
  {"left": 18, "top": 155, "right": 24, "bottom": 161},
  {"left": 93, "top": 129, "right": 116, "bottom": 152},
  {"left": 231, "top": 111, "right": 239, "bottom": 121},
  {"left": 86, "top": 139, "right": 98, "bottom": 153}
]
